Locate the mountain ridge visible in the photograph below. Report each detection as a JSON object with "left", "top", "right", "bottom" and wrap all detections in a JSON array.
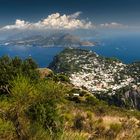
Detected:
[{"left": 1, "top": 33, "right": 96, "bottom": 47}]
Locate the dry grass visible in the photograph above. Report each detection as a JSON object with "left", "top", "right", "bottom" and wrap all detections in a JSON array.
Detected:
[{"left": 101, "top": 116, "right": 123, "bottom": 129}]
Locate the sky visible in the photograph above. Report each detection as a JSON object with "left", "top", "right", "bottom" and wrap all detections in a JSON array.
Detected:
[{"left": 0, "top": 0, "right": 140, "bottom": 28}]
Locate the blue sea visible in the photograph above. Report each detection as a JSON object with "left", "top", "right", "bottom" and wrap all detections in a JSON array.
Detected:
[{"left": 0, "top": 33, "right": 140, "bottom": 67}]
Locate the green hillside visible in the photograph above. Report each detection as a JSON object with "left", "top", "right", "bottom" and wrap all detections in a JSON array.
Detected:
[{"left": 0, "top": 55, "right": 140, "bottom": 140}]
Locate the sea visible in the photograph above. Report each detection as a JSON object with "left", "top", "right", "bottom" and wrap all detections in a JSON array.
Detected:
[{"left": 0, "top": 32, "right": 140, "bottom": 67}]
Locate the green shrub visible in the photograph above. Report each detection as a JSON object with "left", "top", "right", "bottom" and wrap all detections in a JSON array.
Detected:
[
  {"left": 106, "top": 123, "right": 122, "bottom": 138},
  {"left": 28, "top": 100, "right": 64, "bottom": 135},
  {"left": 0, "top": 56, "right": 39, "bottom": 94},
  {"left": 54, "top": 74, "right": 70, "bottom": 83},
  {"left": 85, "top": 96, "right": 99, "bottom": 105},
  {"left": 86, "top": 111, "right": 93, "bottom": 120},
  {"left": 64, "top": 113, "right": 73, "bottom": 122},
  {"left": 73, "top": 114, "right": 85, "bottom": 131},
  {"left": 0, "top": 118, "right": 16, "bottom": 140},
  {"left": 0, "top": 75, "right": 68, "bottom": 139},
  {"left": 27, "top": 79, "right": 68, "bottom": 136}
]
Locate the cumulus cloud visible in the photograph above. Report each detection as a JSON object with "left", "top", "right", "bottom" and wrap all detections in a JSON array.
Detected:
[
  {"left": 1, "top": 13, "right": 128, "bottom": 32},
  {"left": 2, "top": 12, "right": 94, "bottom": 30},
  {"left": 3, "top": 19, "right": 30, "bottom": 29},
  {"left": 100, "top": 22, "right": 127, "bottom": 28}
]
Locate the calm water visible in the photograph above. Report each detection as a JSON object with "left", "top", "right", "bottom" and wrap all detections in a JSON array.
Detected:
[
  {"left": 90, "top": 34, "right": 140, "bottom": 64},
  {"left": 0, "top": 34, "right": 140, "bottom": 67}
]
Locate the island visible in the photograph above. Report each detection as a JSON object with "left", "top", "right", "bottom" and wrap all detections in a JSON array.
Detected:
[{"left": 1, "top": 33, "right": 96, "bottom": 47}]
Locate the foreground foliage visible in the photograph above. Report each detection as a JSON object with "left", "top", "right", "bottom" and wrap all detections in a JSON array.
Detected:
[
  {"left": 0, "top": 56, "right": 39, "bottom": 94},
  {"left": 0, "top": 56, "right": 140, "bottom": 140}
]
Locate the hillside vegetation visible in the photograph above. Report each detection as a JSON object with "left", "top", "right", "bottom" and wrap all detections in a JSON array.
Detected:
[
  {"left": 0, "top": 55, "right": 140, "bottom": 140},
  {"left": 49, "top": 48, "right": 140, "bottom": 110}
]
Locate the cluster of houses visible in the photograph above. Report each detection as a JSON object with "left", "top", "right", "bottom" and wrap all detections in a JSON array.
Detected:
[
  {"left": 64, "top": 49, "right": 138, "bottom": 94},
  {"left": 51, "top": 48, "right": 140, "bottom": 95}
]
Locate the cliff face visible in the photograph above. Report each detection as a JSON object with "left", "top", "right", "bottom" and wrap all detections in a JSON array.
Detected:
[
  {"left": 49, "top": 48, "right": 140, "bottom": 109},
  {"left": 124, "top": 89, "right": 140, "bottom": 109}
]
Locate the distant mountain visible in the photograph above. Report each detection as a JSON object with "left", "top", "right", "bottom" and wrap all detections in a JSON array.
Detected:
[
  {"left": 1, "top": 33, "right": 96, "bottom": 47},
  {"left": 49, "top": 48, "right": 140, "bottom": 109}
]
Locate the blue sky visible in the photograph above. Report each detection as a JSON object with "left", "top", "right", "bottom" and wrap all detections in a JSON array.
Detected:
[{"left": 0, "top": 0, "right": 140, "bottom": 27}]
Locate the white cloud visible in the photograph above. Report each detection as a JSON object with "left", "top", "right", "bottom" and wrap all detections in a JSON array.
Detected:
[
  {"left": 68, "top": 11, "right": 82, "bottom": 19},
  {"left": 100, "top": 22, "right": 127, "bottom": 28},
  {"left": 1, "top": 13, "right": 128, "bottom": 32},
  {"left": 3, "top": 19, "right": 30, "bottom": 29},
  {"left": 2, "top": 12, "right": 94, "bottom": 30}
]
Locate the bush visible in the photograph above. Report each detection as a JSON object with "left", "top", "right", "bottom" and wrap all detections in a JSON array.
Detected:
[
  {"left": 0, "top": 75, "right": 69, "bottom": 139},
  {"left": 0, "top": 56, "right": 39, "bottom": 94},
  {"left": 93, "top": 124, "right": 106, "bottom": 138},
  {"left": 28, "top": 124, "right": 52, "bottom": 140},
  {"left": 54, "top": 74, "right": 70, "bottom": 83},
  {"left": 28, "top": 100, "right": 64, "bottom": 135},
  {"left": 106, "top": 123, "right": 122, "bottom": 138},
  {"left": 0, "top": 118, "right": 16, "bottom": 140},
  {"left": 27, "top": 79, "right": 68, "bottom": 136},
  {"left": 73, "top": 114, "right": 85, "bottom": 131},
  {"left": 85, "top": 96, "right": 99, "bottom": 105}
]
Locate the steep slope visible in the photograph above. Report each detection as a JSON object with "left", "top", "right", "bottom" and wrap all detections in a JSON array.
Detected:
[
  {"left": 49, "top": 48, "right": 140, "bottom": 109},
  {"left": 49, "top": 48, "right": 134, "bottom": 92}
]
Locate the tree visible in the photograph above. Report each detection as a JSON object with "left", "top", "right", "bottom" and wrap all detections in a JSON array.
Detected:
[{"left": 0, "top": 56, "right": 39, "bottom": 94}]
